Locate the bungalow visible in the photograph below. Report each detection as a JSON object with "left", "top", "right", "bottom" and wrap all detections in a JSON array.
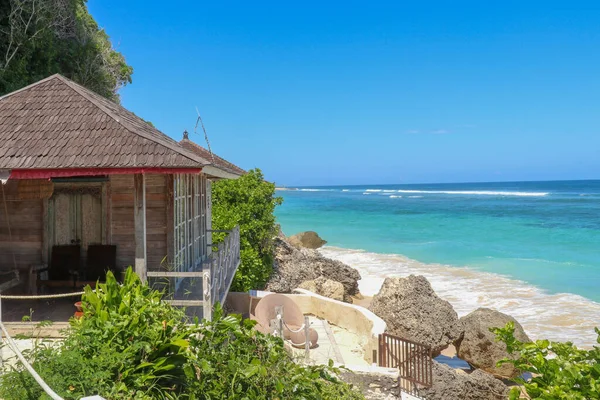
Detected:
[{"left": 0, "top": 74, "right": 243, "bottom": 320}]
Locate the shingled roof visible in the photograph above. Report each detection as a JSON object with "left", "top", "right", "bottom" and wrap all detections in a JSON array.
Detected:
[
  {"left": 0, "top": 74, "right": 211, "bottom": 170},
  {"left": 180, "top": 136, "right": 246, "bottom": 176}
]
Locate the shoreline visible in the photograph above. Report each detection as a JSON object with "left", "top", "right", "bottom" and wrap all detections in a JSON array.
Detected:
[{"left": 319, "top": 245, "right": 600, "bottom": 349}]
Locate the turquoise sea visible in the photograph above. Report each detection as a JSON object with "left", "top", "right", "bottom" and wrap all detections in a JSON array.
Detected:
[{"left": 275, "top": 180, "right": 600, "bottom": 347}]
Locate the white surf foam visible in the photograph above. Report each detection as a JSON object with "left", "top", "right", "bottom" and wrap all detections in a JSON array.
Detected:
[
  {"left": 389, "top": 195, "right": 402, "bottom": 198},
  {"left": 365, "top": 189, "right": 382, "bottom": 192},
  {"left": 319, "top": 246, "right": 600, "bottom": 348},
  {"left": 395, "top": 190, "right": 549, "bottom": 197}
]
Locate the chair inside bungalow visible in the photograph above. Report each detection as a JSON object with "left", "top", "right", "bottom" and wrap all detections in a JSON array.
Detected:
[
  {"left": 47, "top": 244, "right": 81, "bottom": 287},
  {"left": 85, "top": 244, "right": 117, "bottom": 282}
]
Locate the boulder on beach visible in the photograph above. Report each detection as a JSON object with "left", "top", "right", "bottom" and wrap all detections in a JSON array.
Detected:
[
  {"left": 266, "top": 235, "right": 361, "bottom": 303},
  {"left": 418, "top": 361, "right": 509, "bottom": 400},
  {"left": 288, "top": 231, "right": 327, "bottom": 249},
  {"left": 456, "top": 308, "right": 531, "bottom": 379},
  {"left": 369, "top": 275, "right": 462, "bottom": 356},
  {"left": 299, "top": 276, "right": 345, "bottom": 301}
]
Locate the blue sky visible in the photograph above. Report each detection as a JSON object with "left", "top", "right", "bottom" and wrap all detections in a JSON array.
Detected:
[{"left": 88, "top": 1, "right": 600, "bottom": 186}]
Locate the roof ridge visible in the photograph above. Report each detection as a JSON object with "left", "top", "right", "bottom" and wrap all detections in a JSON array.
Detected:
[
  {"left": 0, "top": 74, "right": 63, "bottom": 102},
  {"left": 52, "top": 75, "right": 212, "bottom": 166}
]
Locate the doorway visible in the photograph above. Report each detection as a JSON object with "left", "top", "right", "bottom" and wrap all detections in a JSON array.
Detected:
[{"left": 47, "top": 183, "right": 105, "bottom": 279}]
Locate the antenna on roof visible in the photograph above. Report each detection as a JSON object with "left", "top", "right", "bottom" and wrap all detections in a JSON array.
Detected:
[{"left": 194, "top": 107, "right": 215, "bottom": 164}]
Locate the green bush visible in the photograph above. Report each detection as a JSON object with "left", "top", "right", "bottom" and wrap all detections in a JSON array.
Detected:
[
  {"left": 0, "top": 268, "right": 363, "bottom": 400},
  {"left": 493, "top": 322, "right": 600, "bottom": 399},
  {"left": 212, "top": 168, "right": 283, "bottom": 292}
]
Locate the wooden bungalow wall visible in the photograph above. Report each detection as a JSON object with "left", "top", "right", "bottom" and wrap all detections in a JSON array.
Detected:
[
  {"left": 110, "top": 174, "right": 169, "bottom": 271},
  {"left": 0, "top": 181, "right": 43, "bottom": 273},
  {"left": 0, "top": 174, "right": 173, "bottom": 285},
  {"left": 0, "top": 173, "right": 215, "bottom": 290}
]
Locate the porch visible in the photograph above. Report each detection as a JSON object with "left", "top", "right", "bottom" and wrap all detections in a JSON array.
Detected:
[{"left": 0, "top": 226, "right": 240, "bottom": 324}]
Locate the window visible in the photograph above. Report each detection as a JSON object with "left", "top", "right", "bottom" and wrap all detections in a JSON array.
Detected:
[{"left": 173, "top": 174, "right": 208, "bottom": 272}]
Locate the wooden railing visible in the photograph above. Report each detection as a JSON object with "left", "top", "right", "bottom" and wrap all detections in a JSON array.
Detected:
[
  {"left": 378, "top": 333, "right": 433, "bottom": 393},
  {"left": 146, "top": 226, "right": 241, "bottom": 321},
  {"left": 203, "top": 226, "right": 241, "bottom": 320}
]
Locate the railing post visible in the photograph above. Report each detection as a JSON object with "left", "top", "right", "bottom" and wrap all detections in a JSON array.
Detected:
[
  {"left": 275, "top": 305, "right": 284, "bottom": 338},
  {"left": 202, "top": 260, "right": 212, "bottom": 321},
  {"left": 212, "top": 254, "right": 219, "bottom": 306},
  {"left": 304, "top": 316, "right": 310, "bottom": 364}
]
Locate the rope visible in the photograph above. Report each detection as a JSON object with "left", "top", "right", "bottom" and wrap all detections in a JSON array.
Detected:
[
  {"left": 281, "top": 320, "right": 307, "bottom": 333},
  {"left": 0, "top": 291, "right": 85, "bottom": 300},
  {"left": 0, "top": 321, "right": 64, "bottom": 400},
  {"left": 0, "top": 183, "right": 17, "bottom": 272}
]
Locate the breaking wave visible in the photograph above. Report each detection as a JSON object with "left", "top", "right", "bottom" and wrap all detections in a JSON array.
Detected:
[
  {"left": 394, "top": 190, "right": 549, "bottom": 197},
  {"left": 319, "top": 246, "right": 600, "bottom": 348}
]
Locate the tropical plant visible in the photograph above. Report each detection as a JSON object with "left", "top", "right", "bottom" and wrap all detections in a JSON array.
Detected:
[
  {"left": 0, "top": 268, "right": 363, "bottom": 399},
  {"left": 493, "top": 322, "right": 600, "bottom": 399},
  {"left": 211, "top": 168, "right": 283, "bottom": 292},
  {"left": 0, "top": 0, "right": 133, "bottom": 100}
]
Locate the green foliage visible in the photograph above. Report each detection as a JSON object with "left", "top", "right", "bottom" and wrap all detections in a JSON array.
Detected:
[
  {"left": 0, "top": 268, "right": 363, "bottom": 399},
  {"left": 187, "top": 306, "right": 363, "bottom": 399},
  {"left": 493, "top": 322, "right": 600, "bottom": 399},
  {"left": 0, "top": 0, "right": 133, "bottom": 100},
  {"left": 212, "top": 168, "right": 283, "bottom": 292}
]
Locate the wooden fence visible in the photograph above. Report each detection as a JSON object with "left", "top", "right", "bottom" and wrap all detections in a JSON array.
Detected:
[{"left": 378, "top": 333, "right": 433, "bottom": 394}]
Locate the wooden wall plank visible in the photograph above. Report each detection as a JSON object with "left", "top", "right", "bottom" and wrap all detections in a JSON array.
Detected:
[
  {"left": 133, "top": 174, "right": 147, "bottom": 282},
  {"left": 166, "top": 175, "right": 174, "bottom": 267},
  {"left": 0, "top": 181, "right": 43, "bottom": 276}
]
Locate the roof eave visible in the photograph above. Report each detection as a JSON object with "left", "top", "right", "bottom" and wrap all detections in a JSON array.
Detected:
[{"left": 202, "top": 165, "right": 243, "bottom": 180}]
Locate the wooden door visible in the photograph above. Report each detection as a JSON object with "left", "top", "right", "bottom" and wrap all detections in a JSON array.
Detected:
[{"left": 49, "top": 189, "right": 103, "bottom": 268}]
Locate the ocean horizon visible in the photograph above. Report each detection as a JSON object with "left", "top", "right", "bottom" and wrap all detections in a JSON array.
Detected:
[{"left": 275, "top": 179, "right": 600, "bottom": 348}]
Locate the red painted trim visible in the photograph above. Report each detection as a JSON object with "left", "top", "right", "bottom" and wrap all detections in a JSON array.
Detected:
[{"left": 8, "top": 167, "right": 203, "bottom": 180}]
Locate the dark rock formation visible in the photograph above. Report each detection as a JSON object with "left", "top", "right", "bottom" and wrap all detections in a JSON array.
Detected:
[
  {"left": 288, "top": 231, "right": 328, "bottom": 249},
  {"left": 456, "top": 307, "right": 531, "bottom": 379},
  {"left": 266, "top": 235, "right": 360, "bottom": 302},
  {"left": 418, "top": 361, "right": 509, "bottom": 400},
  {"left": 369, "top": 275, "right": 462, "bottom": 356}
]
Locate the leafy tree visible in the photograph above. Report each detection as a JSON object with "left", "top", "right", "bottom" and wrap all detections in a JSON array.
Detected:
[
  {"left": 493, "top": 322, "right": 600, "bottom": 399},
  {"left": 0, "top": 0, "right": 132, "bottom": 100},
  {"left": 211, "top": 168, "right": 283, "bottom": 292},
  {"left": 0, "top": 268, "right": 363, "bottom": 399}
]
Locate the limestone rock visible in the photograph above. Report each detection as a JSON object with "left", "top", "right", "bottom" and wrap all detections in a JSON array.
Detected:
[
  {"left": 266, "top": 236, "right": 361, "bottom": 302},
  {"left": 456, "top": 308, "right": 531, "bottom": 379},
  {"left": 339, "top": 368, "right": 399, "bottom": 399},
  {"left": 288, "top": 231, "right": 327, "bottom": 249},
  {"left": 298, "top": 279, "right": 318, "bottom": 293},
  {"left": 299, "top": 276, "right": 345, "bottom": 301},
  {"left": 418, "top": 361, "right": 509, "bottom": 400},
  {"left": 369, "top": 275, "right": 462, "bottom": 356}
]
